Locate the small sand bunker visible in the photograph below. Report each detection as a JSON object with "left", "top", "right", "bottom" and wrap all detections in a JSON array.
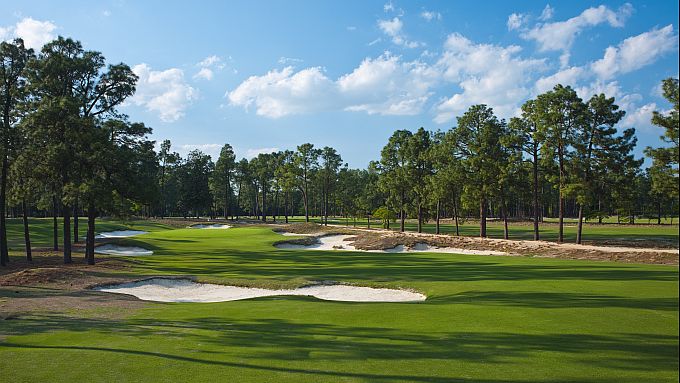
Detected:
[
  {"left": 95, "top": 230, "right": 148, "bottom": 239},
  {"left": 95, "top": 278, "right": 425, "bottom": 303},
  {"left": 276, "top": 231, "right": 324, "bottom": 237},
  {"left": 189, "top": 224, "right": 232, "bottom": 229},
  {"left": 276, "top": 234, "right": 506, "bottom": 255},
  {"left": 95, "top": 244, "right": 154, "bottom": 256}
]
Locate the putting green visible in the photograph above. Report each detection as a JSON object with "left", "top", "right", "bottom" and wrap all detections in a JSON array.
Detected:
[{"left": 1, "top": 224, "right": 678, "bottom": 382}]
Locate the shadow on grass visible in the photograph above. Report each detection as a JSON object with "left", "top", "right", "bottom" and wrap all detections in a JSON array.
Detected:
[
  {"left": 427, "top": 291, "right": 680, "bottom": 311},
  {"left": 1, "top": 314, "right": 677, "bottom": 379}
]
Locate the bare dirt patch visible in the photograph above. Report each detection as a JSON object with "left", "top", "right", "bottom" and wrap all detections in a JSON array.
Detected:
[{"left": 0, "top": 253, "right": 146, "bottom": 319}]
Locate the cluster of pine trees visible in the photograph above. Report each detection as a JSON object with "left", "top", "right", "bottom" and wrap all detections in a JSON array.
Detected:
[{"left": 1, "top": 37, "right": 678, "bottom": 267}]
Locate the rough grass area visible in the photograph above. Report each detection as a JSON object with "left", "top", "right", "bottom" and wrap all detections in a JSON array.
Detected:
[{"left": 1, "top": 223, "right": 678, "bottom": 382}]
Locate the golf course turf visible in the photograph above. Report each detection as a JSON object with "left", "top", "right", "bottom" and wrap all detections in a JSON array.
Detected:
[{"left": 1, "top": 221, "right": 678, "bottom": 382}]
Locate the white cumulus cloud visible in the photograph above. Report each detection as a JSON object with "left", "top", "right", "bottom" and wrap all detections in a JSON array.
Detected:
[
  {"left": 227, "top": 52, "right": 437, "bottom": 118},
  {"left": 434, "top": 33, "right": 546, "bottom": 122},
  {"left": 378, "top": 17, "right": 421, "bottom": 48},
  {"left": 131, "top": 63, "right": 198, "bottom": 122},
  {"left": 194, "top": 68, "right": 214, "bottom": 81},
  {"left": 507, "top": 13, "right": 528, "bottom": 31},
  {"left": 194, "top": 55, "right": 228, "bottom": 81},
  {"left": 227, "top": 66, "right": 336, "bottom": 118},
  {"left": 1, "top": 17, "right": 57, "bottom": 50},
  {"left": 339, "top": 53, "right": 437, "bottom": 115},
  {"left": 535, "top": 66, "right": 587, "bottom": 93},
  {"left": 591, "top": 25, "right": 677, "bottom": 80},
  {"left": 520, "top": 4, "right": 633, "bottom": 66},
  {"left": 621, "top": 102, "right": 658, "bottom": 131},
  {"left": 539, "top": 4, "right": 554, "bottom": 21}
]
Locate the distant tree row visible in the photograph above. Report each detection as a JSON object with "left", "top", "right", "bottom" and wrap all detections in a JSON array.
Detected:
[{"left": 1, "top": 36, "right": 678, "bottom": 266}]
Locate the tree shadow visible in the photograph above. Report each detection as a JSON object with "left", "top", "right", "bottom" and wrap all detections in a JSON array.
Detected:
[
  {"left": 427, "top": 291, "right": 679, "bottom": 311},
  {"left": 1, "top": 314, "right": 677, "bottom": 378}
]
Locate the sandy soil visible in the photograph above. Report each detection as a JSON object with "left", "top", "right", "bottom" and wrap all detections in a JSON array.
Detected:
[
  {"left": 271, "top": 223, "right": 679, "bottom": 265},
  {"left": 276, "top": 234, "right": 507, "bottom": 256},
  {"left": 352, "top": 228, "right": 679, "bottom": 265},
  {"left": 95, "top": 278, "right": 426, "bottom": 303}
]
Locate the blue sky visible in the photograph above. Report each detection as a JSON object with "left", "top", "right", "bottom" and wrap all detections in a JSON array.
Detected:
[{"left": 1, "top": 1, "right": 678, "bottom": 167}]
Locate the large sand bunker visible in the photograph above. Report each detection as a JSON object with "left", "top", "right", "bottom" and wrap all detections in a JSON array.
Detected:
[
  {"left": 94, "top": 278, "right": 426, "bottom": 303},
  {"left": 189, "top": 224, "right": 232, "bottom": 229},
  {"left": 95, "top": 244, "right": 154, "bottom": 256},
  {"left": 95, "top": 230, "right": 148, "bottom": 239},
  {"left": 276, "top": 234, "right": 507, "bottom": 255}
]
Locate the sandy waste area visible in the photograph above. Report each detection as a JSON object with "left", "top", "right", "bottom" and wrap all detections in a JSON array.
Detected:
[{"left": 276, "top": 233, "right": 507, "bottom": 256}]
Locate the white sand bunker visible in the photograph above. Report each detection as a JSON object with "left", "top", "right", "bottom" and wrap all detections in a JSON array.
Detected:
[
  {"left": 276, "top": 234, "right": 506, "bottom": 256},
  {"left": 95, "top": 278, "right": 425, "bottom": 303},
  {"left": 95, "top": 230, "right": 148, "bottom": 239},
  {"left": 276, "top": 231, "right": 324, "bottom": 237},
  {"left": 95, "top": 244, "right": 153, "bottom": 256},
  {"left": 190, "top": 224, "right": 232, "bottom": 229}
]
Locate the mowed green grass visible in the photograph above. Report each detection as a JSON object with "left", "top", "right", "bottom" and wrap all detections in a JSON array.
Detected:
[
  {"left": 4, "top": 218, "right": 173, "bottom": 250},
  {"left": 1, "top": 224, "right": 678, "bottom": 382},
  {"left": 288, "top": 216, "right": 680, "bottom": 245}
]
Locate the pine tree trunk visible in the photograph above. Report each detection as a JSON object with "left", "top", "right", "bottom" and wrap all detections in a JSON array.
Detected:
[
  {"left": 576, "top": 204, "right": 584, "bottom": 244},
  {"left": 303, "top": 189, "right": 309, "bottom": 222},
  {"left": 558, "top": 195, "right": 564, "bottom": 243},
  {"left": 417, "top": 203, "right": 423, "bottom": 233},
  {"left": 558, "top": 146, "right": 565, "bottom": 243},
  {"left": 532, "top": 147, "right": 540, "bottom": 240},
  {"left": 63, "top": 204, "right": 72, "bottom": 264},
  {"left": 53, "top": 195, "right": 59, "bottom": 251},
  {"left": 261, "top": 189, "right": 266, "bottom": 222},
  {"left": 454, "top": 202, "right": 460, "bottom": 236},
  {"left": 224, "top": 185, "right": 229, "bottom": 220},
  {"left": 22, "top": 200, "right": 31, "bottom": 262},
  {"left": 324, "top": 188, "right": 329, "bottom": 226},
  {"left": 284, "top": 191, "right": 289, "bottom": 223},
  {"left": 273, "top": 190, "right": 278, "bottom": 223},
  {"left": 235, "top": 180, "right": 242, "bottom": 220},
  {"left": 435, "top": 199, "right": 440, "bottom": 235},
  {"left": 73, "top": 197, "right": 79, "bottom": 243},
  {"left": 400, "top": 190, "right": 405, "bottom": 232},
  {"left": 452, "top": 190, "right": 460, "bottom": 236},
  {"left": 225, "top": 173, "right": 230, "bottom": 220},
  {"left": 503, "top": 205, "right": 509, "bottom": 240},
  {"left": 86, "top": 203, "right": 96, "bottom": 265},
  {"left": 480, "top": 197, "right": 487, "bottom": 238},
  {"left": 0, "top": 153, "right": 8, "bottom": 266}
]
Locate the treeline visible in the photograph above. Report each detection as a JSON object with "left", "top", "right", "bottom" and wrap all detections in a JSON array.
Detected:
[{"left": 1, "top": 37, "right": 678, "bottom": 266}]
